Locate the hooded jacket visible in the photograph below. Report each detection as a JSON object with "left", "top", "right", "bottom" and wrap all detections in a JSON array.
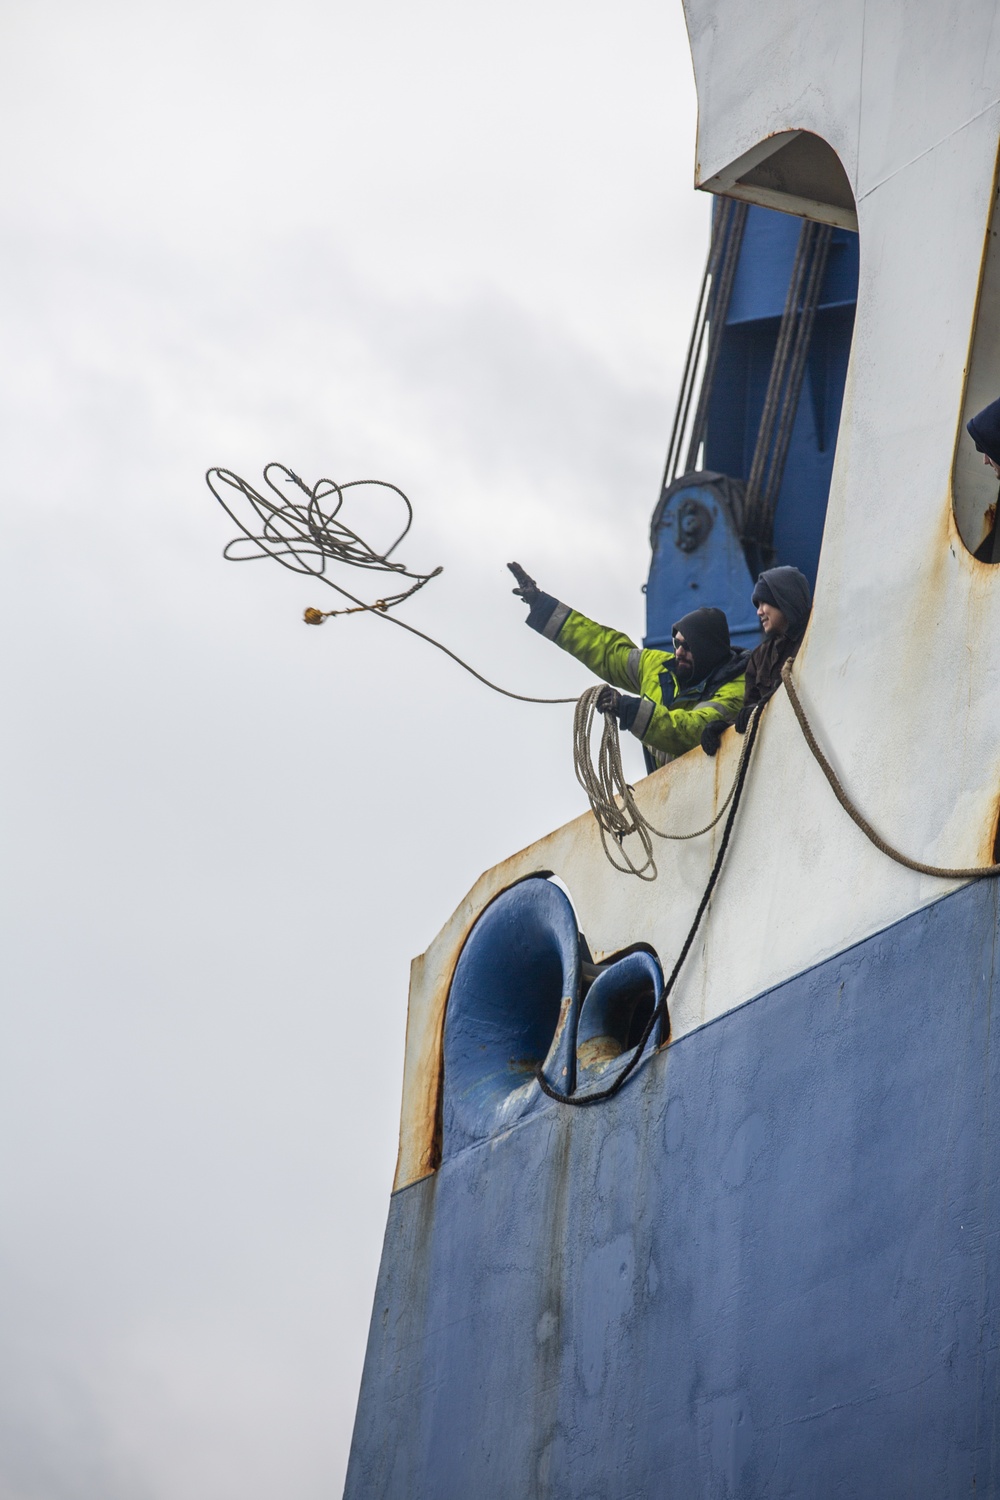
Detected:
[
  {"left": 967, "top": 397, "right": 1000, "bottom": 467},
  {"left": 736, "top": 566, "right": 812, "bottom": 731},
  {"left": 525, "top": 593, "right": 746, "bottom": 767}
]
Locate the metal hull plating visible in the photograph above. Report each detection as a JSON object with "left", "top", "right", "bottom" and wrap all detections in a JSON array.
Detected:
[
  {"left": 347, "top": 879, "right": 1000, "bottom": 1498},
  {"left": 345, "top": 0, "right": 1000, "bottom": 1491}
]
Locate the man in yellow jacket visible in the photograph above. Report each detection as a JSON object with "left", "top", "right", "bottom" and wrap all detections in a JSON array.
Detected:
[{"left": 509, "top": 562, "right": 747, "bottom": 770}]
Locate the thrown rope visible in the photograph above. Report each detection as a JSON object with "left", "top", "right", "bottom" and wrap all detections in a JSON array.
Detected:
[
  {"left": 573, "top": 686, "right": 758, "bottom": 880},
  {"left": 539, "top": 702, "right": 765, "bottom": 1106},
  {"left": 781, "top": 659, "right": 1000, "bottom": 880},
  {"left": 206, "top": 463, "right": 576, "bottom": 705}
]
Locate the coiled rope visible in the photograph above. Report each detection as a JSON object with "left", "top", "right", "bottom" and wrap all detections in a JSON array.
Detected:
[
  {"left": 780, "top": 660, "right": 1000, "bottom": 880},
  {"left": 547, "top": 664, "right": 1000, "bottom": 1109},
  {"left": 572, "top": 686, "right": 758, "bottom": 880},
  {"left": 206, "top": 463, "right": 576, "bottom": 705},
  {"left": 539, "top": 702, "right": 765, "bottom": 1106}
]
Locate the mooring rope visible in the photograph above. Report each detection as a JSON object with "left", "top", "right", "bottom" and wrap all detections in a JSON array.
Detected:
[
  {"left": 543, "top": 666, "right": 1000, "bottom": 1110},
  {"left": 206, "top": 463, "right": 576, "bottom": 705},
  {"left": 572, "top": 686, "right": 758, "bottom": 880},
  {"left": 780, "top": 659, "right": 1000, "bottom": 880},
  {"left": 539, "top": 702, "right": 766, "bottom": 1106}
]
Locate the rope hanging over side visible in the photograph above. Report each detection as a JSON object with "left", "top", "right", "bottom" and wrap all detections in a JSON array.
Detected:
[
  {"left": 781, "top": 659, "right": 1000, "bottom": 880},
  {"left": 548, "top": 667, "right": 1000, "bottom": 1111},
  {"left": 539, "top": 702, "right": 766, "bottom": 1107},
  {"left": 573, "top": 686, "right": 758, "bottom": 880},
  {"left": 206, "top": 463, "right": 576, "bottom": 705}
]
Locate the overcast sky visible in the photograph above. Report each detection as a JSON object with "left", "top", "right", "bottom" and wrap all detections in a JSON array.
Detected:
[{"left": 0, "top": 1, "right": 708, "bottom": 1494}]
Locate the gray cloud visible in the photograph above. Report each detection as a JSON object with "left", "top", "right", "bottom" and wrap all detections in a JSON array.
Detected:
[{"left": 0, "top": 0, "right": 708, "bottom": 1493}]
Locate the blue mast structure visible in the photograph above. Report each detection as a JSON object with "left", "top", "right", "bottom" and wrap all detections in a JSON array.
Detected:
[{"left": 645, "top": 203, "right": 859, "bottom": 650}]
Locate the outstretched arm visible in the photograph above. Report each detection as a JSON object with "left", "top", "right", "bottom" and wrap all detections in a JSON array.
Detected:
[{"left": 508, "top": 562, "right": 644, "bottom": 692}]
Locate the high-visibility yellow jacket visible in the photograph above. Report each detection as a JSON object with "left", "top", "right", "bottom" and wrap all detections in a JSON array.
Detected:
[{"left": 528, "top": 597, "right": 747, "bottom": 766}]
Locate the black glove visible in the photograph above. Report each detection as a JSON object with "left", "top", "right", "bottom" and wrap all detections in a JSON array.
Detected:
[
  {"left": 595, "top": 685, "right": 622, "bottom": 717},
  {"left": 508, "top": 561, "right": 540, "bottom": 605},
  {"left": 731, "top": 699, "right": 755, "bottom": 735},
  {"left": 700, "top": 720, "right": 728, "bottom": 757}
]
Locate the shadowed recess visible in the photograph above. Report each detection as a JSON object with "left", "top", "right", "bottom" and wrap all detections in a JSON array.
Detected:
[{"left": 442, "top": 878, "right": 581, "bottom": 1157}]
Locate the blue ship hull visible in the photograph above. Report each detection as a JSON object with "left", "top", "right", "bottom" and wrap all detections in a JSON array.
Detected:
[{"left": 346, "top": 879, "right": 1000, "bottom": 1498}]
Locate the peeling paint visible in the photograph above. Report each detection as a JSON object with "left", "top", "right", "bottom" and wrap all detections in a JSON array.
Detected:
[{"left": 391, "top": 6, "right": 1000, "bottom": 1192}]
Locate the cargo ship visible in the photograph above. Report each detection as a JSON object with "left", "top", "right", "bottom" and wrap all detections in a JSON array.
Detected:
[{"left": 345, "top": 1, "right": 1000, "bottom": 1492}]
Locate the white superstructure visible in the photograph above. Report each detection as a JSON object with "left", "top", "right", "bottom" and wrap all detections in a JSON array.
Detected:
[{"left": 393, "top": 0, "right": 1000, "bottom": 1189}]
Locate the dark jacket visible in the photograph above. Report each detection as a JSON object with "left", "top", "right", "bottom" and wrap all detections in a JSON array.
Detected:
[
  {"left": 967, "top": 397, "right": 1000, "bottom": 466},
  {"left": 736, "top": 566, "right": 812, "bottom": 731}
]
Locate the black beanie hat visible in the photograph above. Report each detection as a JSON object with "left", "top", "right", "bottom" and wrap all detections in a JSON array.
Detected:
[
  {"left": 967, "top": 397, "right": 1000, "bottom": 467},
  {"left": 671, "top": 606, "right": 731, "bottom": 683}
]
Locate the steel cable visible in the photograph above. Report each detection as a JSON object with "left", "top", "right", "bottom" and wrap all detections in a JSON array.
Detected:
[
  {"left": 662, "top": 236, "right": 716, "bottom": 488},
  {"left": 759, "top": 225, "right": 833, "bottom": 532},
  {"left": 683, "top": 201, "right": 749, "bottom": 476},
  {"left": 742, "top": 223, "right": 815, "bottom": 546},
  {"left": 742, "top": 222, "right": 834, "bottom": 564}
]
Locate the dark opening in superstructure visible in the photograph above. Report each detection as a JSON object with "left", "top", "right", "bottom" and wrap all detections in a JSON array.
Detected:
[
  {"left": 647, "top": 135, "right": 858, "bottom": 653},
  {"left": 953, "top": 149, "right": 1000, "bottom": 562}
]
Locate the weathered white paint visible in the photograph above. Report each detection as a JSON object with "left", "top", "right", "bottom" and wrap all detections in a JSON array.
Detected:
[
  {"left": 955, "top": 176, "right": 1000, "bottom": 552},
  {"left": 393, "top": 0, "right": 1000, "bottom": 1188}
]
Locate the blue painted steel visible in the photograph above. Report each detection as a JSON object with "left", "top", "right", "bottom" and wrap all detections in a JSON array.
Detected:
[
  {"left": 576, "top": 950, "right": 661, "bottom": 1059},
  {"left": 645, "top": 474, "right": 760, "bottom": 652},
  {"left": 347, "top": 877, "right": 1000, "bottom": 1498},
  {"left": 703, "top": 206, "right": 858, "bottom": 587},
  {"left": 726, "top": 206, "right": 859, "bottom": 325},
  {"left": 444, "top": 878, "right": 665, "bottom": 1154},
  {"left": 645, "top": 206, "right": 858, "bottom": 650},
  {"left": 443, "top": 878, "right": 581, "bottom": 1155}
]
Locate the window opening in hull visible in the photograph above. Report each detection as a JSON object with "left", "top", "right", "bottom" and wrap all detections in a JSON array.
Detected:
[
  {"left": 953, "top": 158, "right": 1000, "bottom": 562},
  {"left": 647, "top": 152, "right": 859, "bottom": 653}
]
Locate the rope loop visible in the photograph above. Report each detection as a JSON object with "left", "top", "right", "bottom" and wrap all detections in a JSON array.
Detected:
[
  {"left": 207, "top": 463, "right": 576, "bottom": 704},
  {"left": 573, "top": 687, "right": 760, "bottom": 880}
]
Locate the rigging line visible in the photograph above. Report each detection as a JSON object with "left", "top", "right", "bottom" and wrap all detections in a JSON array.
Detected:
[
  {"left": 206, "top": 463, "right": 577, "bottom": 705},
  {"left": 758, "top": 224, "right": 833, "bottom": 541},
  {"left": 743, "top": 220, "right": 815, "bottom": 544},
  {"left": 663, "top": 200, "right": 729, "bottom": 487},
  {"left": 538, "top": 700, "right": 766, "bottom": 1106},
  {"left": 683, "top": 200, "right": 749, "bottom": 476},
  {"left": 662, "top": 256, "right": 712, "bottom": 487},
  {"left": 572, "top": 685, "right": 759, "bottom": 880},
  {"left": 781, "top": 659, "right": 1000, "bottom": 880}
]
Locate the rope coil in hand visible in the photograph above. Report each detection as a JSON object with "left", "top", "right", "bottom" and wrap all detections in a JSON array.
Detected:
[
  {"left": 572, "top": 686, "right": 758, "bottom": 880},
  {"left": 548, "top": 664, "right": 1000, "bottom": 1110}
]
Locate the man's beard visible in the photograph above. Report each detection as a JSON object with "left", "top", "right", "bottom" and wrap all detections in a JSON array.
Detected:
[{"left": 674, "top": 659, "right": 693, "bottom": 684}]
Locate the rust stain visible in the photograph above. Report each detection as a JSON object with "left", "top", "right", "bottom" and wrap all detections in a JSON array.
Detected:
[
  {"left": 987, "top": 808, "right": 1000, "bottom": 867},
  {"left": 906, "top": 492, "right": 1000, "bottom": 873},
  {"left": 552, "top": 994, "right": 573, "bottom": 1044},
  {"left": 577, "top": 1035, "right": 623, "bottom": 1070},
  {"left": 395, "top": 942, "right": 466, "bottom": 1186},
  {"left": 395, "top": 866, "right": 571, "bottom": 1189},
  {"left": 712, "top": 733, "right": 725, "bottom": 808}
]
